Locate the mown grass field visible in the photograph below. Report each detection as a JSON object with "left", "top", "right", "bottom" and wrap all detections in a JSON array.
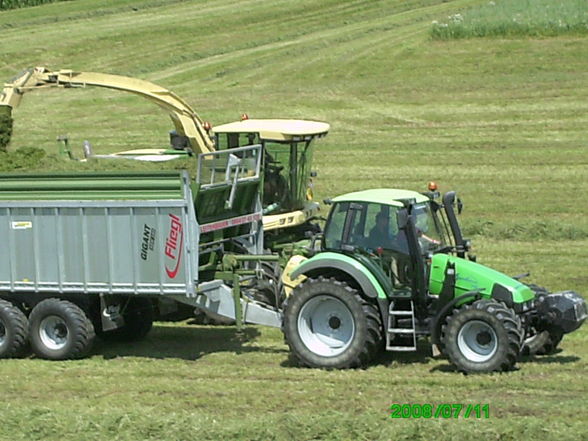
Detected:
[
  {"left": 0, "top": 0, "right": 587, "bottom": 440},
  {"left": 431, "top": 0, "right": 588, "bottom": 39}
]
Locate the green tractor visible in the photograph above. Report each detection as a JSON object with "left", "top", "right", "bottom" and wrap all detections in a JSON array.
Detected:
[{"left": 282, "top": 187, "right": 587, "bottom": 373}]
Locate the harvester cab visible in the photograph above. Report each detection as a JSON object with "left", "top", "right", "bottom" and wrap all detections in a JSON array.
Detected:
[
  {"left": 282, "top": 186, "right": 587, "bottom": 373},
  {"left": 212, "top": 118, "right": 329, "bottom": 243}
]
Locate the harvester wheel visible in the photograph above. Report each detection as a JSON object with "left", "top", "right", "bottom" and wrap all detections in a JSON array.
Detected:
[
  {"left": 282, "top": 276, "right": 382, "bottom": 369},
  {"left": 442, "top": 299, "right": 523, "bottom": 373},
  {"left": 97, "top": 297, "right": 154, "bottom": 342},
  {"left": 523, "top": 330, "right": 563, "bottom": 356},
  {"left": 29, "top": 299, "right": 95, "bottom": 360},
  {"left": 0, "top": 299, "right": 29, "bottom": 358}
]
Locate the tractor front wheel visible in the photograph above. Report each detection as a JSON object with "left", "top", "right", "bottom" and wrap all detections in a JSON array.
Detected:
[
  {"left": 283, "top": 277, "right": 382, "bottom": 369},
  {"left": 443, "top": 299, "right": 523, "bottom": 373}
]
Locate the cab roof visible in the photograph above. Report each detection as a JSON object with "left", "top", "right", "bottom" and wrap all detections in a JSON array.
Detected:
[
  {"left": 212, "top": 119, "right": 330, "bottom": 141},
  {"left": 332, "top": 189, "right": 430, "bottom": 207}
]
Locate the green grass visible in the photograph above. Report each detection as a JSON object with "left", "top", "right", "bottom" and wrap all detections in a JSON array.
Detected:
[
  {"left": 0, "top": 0, "right": 587, "bottom": 440},
  {"left": 431, "top": 0, "right": 588, "bottom": 39},
  {"left": 0, "top": 0, "right": 68, "bottom": 11}
]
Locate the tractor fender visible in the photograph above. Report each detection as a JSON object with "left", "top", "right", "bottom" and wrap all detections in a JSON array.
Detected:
[
  {"left": 289, "top": 252, "right": 386, "bottom": 299},
  {"left": 430, "top": 291, "right": 481, "bottom": 345}
]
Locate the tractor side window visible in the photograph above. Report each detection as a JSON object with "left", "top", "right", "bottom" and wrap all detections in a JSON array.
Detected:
[
  {"left": 345, "top": 203, "right": 367, "bottom": 247},
  {"left": 364, "top": 204, "right": 407, "bottom": 253},
  {"left": 324, "top": 202, "right": 349, "bottom": 250}
]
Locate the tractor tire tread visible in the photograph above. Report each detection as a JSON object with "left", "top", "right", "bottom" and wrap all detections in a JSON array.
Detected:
[
  {"left": 29, "top": 298, "right": 95, "bottom": 360},
  {"left": 283, "top": 276, "right": 383, "bottom": 369},
  {"left": 442, "top": 299, "right": 523, "bottom": 373}
]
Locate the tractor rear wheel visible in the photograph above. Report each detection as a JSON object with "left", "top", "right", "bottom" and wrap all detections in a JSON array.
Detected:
[
  {"left": 0, "top": 299, "right": 29, "bottom": 358},
  {"left": 442, "top": 299, "right": 523, "bottom": 373},
  {"left": 282, "top": 276, "right": 382, "bottom": 369},
  {"left": 29, "top": 299, "right": 95, "bottom": 360}
]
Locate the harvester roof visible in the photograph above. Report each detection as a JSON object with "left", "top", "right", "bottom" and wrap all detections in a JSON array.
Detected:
[{"left": 212, "top": 119, "right": 330, "bottom": 141}]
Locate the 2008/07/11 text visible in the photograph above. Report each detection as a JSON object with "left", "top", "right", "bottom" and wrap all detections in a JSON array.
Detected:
[{"left": 389, "top": 404, "right": 490, "bottom": 419}]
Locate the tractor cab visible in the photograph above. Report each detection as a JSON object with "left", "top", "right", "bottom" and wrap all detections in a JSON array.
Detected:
[
  {"left": 212, "top": 118, "right": 329, "bottom": 234},
  {"left": 323, "top": 188, "right": 452, "bottom": 257},
  {"left": 320, "top": 188, "right": 457, "bottom": 296}
]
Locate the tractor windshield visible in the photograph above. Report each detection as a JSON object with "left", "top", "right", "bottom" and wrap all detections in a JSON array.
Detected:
[{"left": 411, "top": 202, "right": 451, "bottom": 253}]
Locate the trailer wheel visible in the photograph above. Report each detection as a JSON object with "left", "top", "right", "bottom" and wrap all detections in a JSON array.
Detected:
[
  {"left": 282, "top": 277, "right": 382, "bottom": 369},
  {"left": 0, "top": 299, "right": 29, "bottom": 358},
  {"left": 442, "top": 299, "right": 523, "bottom": 373},
  {"left": 523, "top": 330, "right": 564, "bottom": 356},
  {"left": 29, "top": 299, "right": 95, "bottom": 360},
  {"left": 98, "top": 297, "right": 153, "bottom": 342}
]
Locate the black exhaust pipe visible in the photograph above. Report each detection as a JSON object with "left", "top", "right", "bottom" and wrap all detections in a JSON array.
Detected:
[{"left": 443, "top": 191, "right": 467, "bottom": 258}]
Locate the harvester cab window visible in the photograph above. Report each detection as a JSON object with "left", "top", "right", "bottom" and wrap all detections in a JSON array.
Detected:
[
  {"left": 262, "top": 144, "right": 290, "bottom": 209},
  {"left": 293, "top": 140, "right": 314, "bottom": 207},
  {"left": 262, "top": 140, "right": 313, "bottom": 212},
  {"left": 215, "top": 132, "right": 260, "bottom": 150}
]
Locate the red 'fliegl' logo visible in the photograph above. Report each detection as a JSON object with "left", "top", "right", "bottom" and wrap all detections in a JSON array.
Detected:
[{"left": 165, "top": 214, "right": 183, "bottom": 279}]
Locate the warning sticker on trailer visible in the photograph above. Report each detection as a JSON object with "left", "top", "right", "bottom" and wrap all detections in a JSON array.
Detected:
[
  {"left": 200, "top": 213, "right": 262, "bottom": 233},
  {"left": 11, "top": 221, "right": 32, "bottom": 230}
]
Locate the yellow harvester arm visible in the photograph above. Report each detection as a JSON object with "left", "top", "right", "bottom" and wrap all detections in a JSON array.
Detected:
[{"left": 0, "top": 67, "right": 214, "bottom": 153}]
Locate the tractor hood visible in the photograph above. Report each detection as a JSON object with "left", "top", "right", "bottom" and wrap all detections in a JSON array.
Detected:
[{"left": 429, "top": 254, "right": 535, "bottom": 305}]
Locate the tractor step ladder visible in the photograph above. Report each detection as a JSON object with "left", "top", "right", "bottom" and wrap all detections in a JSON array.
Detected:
[{"left": 386, "top": 300, "right": 417, "bottom": 351}]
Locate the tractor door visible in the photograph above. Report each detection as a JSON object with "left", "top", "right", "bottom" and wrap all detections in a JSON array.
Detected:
[
  {"left": 323, "top": 201, "right": 411, "bottom": 291},
  {"left": 397, "top": 207, "right": 429, "bottom": 310}
]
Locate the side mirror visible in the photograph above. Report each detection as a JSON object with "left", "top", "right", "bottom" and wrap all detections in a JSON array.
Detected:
[{"left": 457, "top": 198, "right": 463, "bottom": 214}]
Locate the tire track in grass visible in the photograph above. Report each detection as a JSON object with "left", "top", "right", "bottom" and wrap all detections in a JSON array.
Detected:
[{"left": 149, "top": 0, "right": 482, "bottom": 83}]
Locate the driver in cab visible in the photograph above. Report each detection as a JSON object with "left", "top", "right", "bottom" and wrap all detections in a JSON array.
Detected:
[{"left": 368, "top": 211, "right": 395, "bottom": 250}]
